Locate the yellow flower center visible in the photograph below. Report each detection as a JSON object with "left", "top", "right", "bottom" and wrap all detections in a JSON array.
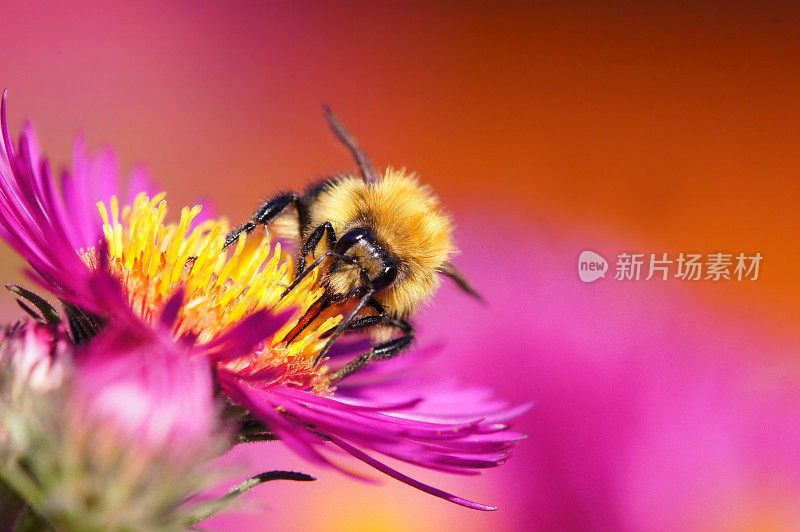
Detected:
[{"left": 88, "top": 192, "right": 339, "bottom": 393}]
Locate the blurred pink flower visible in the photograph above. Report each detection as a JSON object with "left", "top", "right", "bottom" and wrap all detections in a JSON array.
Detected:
[
  {"left": 0, "top": 320, "right": 68, "bottom": 395},
  {"left": 0, "top": 317, "right": 228, "bottom": 530},
  {"left": 70, "top": 309, "right": 222, "bottom": 461},
  {"left": 412, "top": 217, "right": 800, "bottom": 530}
]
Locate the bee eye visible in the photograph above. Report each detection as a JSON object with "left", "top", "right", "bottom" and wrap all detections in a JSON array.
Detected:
[
  {"left": 333, "top": 228, "right": 369, "bottom": 255},
  {"left": 372, "top": 263, "right": 397, "bottom": 292}
]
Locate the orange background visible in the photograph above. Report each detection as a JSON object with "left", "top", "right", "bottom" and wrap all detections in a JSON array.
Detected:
[
  {"left": 1, "top": 1, "right": 798, "bottom": 335},
  {"left": 1, "top": 2, "right": 799, "bottom": 530}
]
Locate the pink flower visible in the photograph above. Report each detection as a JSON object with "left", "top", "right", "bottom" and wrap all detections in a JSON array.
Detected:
[{"left": 0, "top": 91, "right": 525, "bottom": 512}]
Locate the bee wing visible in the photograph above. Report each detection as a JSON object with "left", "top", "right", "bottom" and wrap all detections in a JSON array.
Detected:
[
  {"left": 438, "top": 261, "right": 485, "bottom": 303},
  {"left": 268, "top": 210, "right": 302, "bottom": 242}
]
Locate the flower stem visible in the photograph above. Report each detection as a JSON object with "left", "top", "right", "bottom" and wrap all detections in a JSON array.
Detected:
[{"left": 0, "top": 476, "right": 52, "bottom": 531}]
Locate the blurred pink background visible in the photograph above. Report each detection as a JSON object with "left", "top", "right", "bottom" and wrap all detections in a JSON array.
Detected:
[{"left": 2, "top": 2, "right": 800, "bottom": 530}]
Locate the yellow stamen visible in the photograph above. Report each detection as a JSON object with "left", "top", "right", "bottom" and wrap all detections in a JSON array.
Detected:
[{"left": 86, "top": 193, "right": 337, "bottom": 393}]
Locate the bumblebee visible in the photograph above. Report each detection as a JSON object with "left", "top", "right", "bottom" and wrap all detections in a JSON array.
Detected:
[{"left": 225, "top": 108, "right": 480, "bottom": 381}]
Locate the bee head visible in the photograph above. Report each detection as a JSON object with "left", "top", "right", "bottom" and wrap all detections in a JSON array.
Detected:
[{"left": 331, "top": 227, "right": 398, "bottom": 294}]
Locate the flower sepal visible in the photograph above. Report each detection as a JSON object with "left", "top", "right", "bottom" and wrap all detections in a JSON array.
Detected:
[{"left": 184, "top": 470, "right": 317, "bottom": 527}]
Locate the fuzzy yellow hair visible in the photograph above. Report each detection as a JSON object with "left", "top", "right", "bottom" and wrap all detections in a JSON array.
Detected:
[{"left": 306, "top": 167, "right": 455, "bottom": 318}]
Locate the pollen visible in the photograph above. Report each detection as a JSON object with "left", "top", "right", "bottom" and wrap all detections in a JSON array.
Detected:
[{"left": 89, "top": 193, "right": 340, "bottom": 392}]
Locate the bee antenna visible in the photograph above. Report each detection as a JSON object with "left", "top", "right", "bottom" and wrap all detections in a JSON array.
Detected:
[
  {"left": 323, "top": 105, "right": 380, "bottom": 184},
  {"left": 439, "top": 261, "right": 485, "bottom": 304}
]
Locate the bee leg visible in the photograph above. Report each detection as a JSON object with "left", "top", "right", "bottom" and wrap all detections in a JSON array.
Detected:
[
  {"left": 224, "top": 192, "right": 302, "bottom": 249},
  {"left": 313, "top": 285, "right": 375, "bottom": 366},
  {"left": 318, "top": 296, "right": 386, "bottom": 338},
  {"left": 282, "top": 295, "right": 332, "bottom": 344},
  {"left": 281, "top": 250, "right": 354, "bottom": 298},
  {"left": 328, "top": 322, "right": 415, "bottom": 383},
  {"left": 370, "top": 323, "right": 415, "bottom": 362},
  {"left": 297, "top": 222, "right": 337, "bottom": 276},
  {"left": 343, "top": 298, "right": 388, "bottom": 332},
  {"left": 342, "top": 314, "right": 384, "bottom": 332}
]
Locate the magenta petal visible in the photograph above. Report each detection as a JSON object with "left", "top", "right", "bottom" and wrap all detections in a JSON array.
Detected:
[
  {"left": 204, "top": 308, "right": 296, "bottom": 363},
  {"left": 217, "top": 370, "right": 332, "bottom": 468},
  {"left": 328, "top": 435, "right": 498, "bottom": 511},
  {"left": 159, "top": 288, "right": 185, "bottom": 328},
  {"left": 229, "top": 378, "right": 523, "bottom": 501},
  {"left": 0, "top": 98, "right": 102, "bottom": 312},
  {"left": 0, "top": 95, "right": 162, "bottom": 317}
]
